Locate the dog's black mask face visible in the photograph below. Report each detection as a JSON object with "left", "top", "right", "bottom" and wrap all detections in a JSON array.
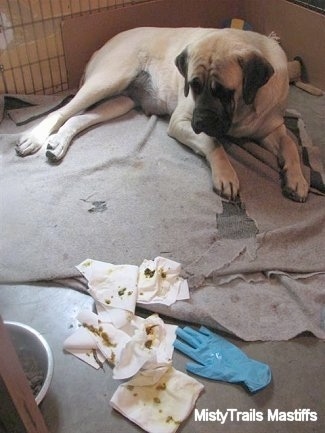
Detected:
[
  {"left": 175, "top": 49, "right": 235, "bottom": 138},
  {"left": 189, "top": 78, "right": 235, "bottom": 138},
  {"left": 175, "top": 47, "right": 274, "bottom": 139}
]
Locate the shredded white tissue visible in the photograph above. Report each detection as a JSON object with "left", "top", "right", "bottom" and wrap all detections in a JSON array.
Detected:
[
  {"left": 63, "top": 326, "right": 106, "bottom": 369},
  {"left": 137, "top": 256, "right": 190, "bottom": 305},
  {"left": 77, "top": 256, "right": 189, "bottom": 309},
  {"left": 63, "top": 310, "right": 130, "bottom": 368},
  {"left": 110, "top": 366, "right": 204, "bottom": 433},
  {"left": 77, "top": 259, "right": 139, "bottom": 327},
  {"left": 113, "top": 314, "right": 177, "bottom": 380},
  {"left": 64, "top": 256, "right": 199, "bottom": 432}
]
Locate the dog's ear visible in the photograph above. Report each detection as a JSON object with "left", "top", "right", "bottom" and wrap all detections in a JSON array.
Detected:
[
  {"left": 175, "top": 49, "right": 190, "bottom": 97},
  {"left": 238, "top": 53, "right": 274, "bottom": 105}
]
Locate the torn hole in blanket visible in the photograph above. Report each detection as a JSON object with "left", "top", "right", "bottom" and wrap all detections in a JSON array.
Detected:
[
  {"left": 216, "top": 201, "right": 258, "bottom": 240},
  {"left": 183, "top": 201, "right": 259, "bottom": 287},
  {"left": 183, "top": 199, "right": 259, "bottom": 289}
]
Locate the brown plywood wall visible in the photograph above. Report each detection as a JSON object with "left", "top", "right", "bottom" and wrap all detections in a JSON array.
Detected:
[{"left": 62, "top": 0, "right": 241, "bottom": 89}]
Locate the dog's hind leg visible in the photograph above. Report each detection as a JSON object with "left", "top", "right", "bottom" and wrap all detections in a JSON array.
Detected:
[
  {"left": 15, "top": 70, "right": 135, "bottom": 156},
  {"left": 45, "top": 96, "right": 135, "bottom": 162},
  {"left": 16, "top": 84, "right": 106, "bottom": 156}
]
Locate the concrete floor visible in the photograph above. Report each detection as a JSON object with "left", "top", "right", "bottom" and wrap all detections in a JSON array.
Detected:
[{"left": 0, "top": 283, "right": 324, "bottom": 433}]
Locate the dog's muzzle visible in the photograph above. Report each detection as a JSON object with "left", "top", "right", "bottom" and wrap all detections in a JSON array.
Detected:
[{"left": 191, "top": 108, "right": 231, "bottom": 138}]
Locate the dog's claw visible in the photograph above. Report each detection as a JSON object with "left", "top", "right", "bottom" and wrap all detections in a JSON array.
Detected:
[
  {"left": 212, "top": 170, "right": 240, "bottom": 202},
  {"left": 46, "top": 135, "right": 70, "bottom": 162},
  {"left": 282, "top": 186, "right": 308, "bottom": 203},
  {"left": 213, "top": 184, "right": 241, "bottom": 203},
  {"left": 46, "top": 150, "right": 59, "bottom": 163},
  {"left": 280, "top": 170, "right": 309, "bottom": 202}
]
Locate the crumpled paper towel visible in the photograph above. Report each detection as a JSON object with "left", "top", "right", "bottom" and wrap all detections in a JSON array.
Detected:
[
  {"left": 77, "top": 256, "right": 190, "bottom": 318},
  {"left": 137, "top": 256, "right": 189, "bottom": 306},
  {"left": 64, "top": 256, "right": 199, "bottom": 433},
  {"left": 110, "top": 366, "right": 204, "bottom": 433},
  {"left": 76, "top": 259, "right": 139, "bottom": 328},
  {"left": 63, "top": 310, "right": 131, "bottom": 369},
  {"left": 113, "top": 314, "right": 177, "bottom": 379},
  {"left": 64, "top": 311, "right": 177, "bottom": 377}
]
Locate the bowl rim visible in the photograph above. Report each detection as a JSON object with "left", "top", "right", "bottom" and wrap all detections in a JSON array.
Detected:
[{"left": 4, "top": 320, "right": 54, "bottom": 405}]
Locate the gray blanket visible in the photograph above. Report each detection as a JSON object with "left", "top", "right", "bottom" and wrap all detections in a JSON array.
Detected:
[{"left": 1, "top": 87, "right": 324, "bottom": 341}]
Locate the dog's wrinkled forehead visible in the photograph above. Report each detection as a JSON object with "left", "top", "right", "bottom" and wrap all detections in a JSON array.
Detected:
[
  {"left": 187, "top": 38, "right": 243, "bottom": 89},
  {"left": 189, "top": 55, "right": 242, "bottom": 90},
  {"left": 176, "top": 34, "right": 275, "bottom": 104}
]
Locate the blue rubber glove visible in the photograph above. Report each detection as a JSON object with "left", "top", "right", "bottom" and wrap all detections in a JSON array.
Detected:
[{"left": 174, "top": 326, "right": 271, "bottom": 392}]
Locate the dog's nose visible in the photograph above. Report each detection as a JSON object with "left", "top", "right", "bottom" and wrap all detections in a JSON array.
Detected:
[
  {"left": 192, "top": 119, "right": 205, "bottom": 134},
  {"left": 192, "top": 117, "right": 220, "bottom": 137},
  {"left": 192, "top": 111, "right": 230, "bottom": 138},
  {"left": 192, "top": 110, "right": 222, "bottom": 136},
  {"left": 192, "top": 112, "right": 215, "bottom": 135}
]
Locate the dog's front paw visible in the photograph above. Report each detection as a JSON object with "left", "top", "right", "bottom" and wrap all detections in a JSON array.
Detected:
[
  {"left": 208, "top": 147, "right": 240, "bottom": 201},
  {"left": 212, "top": 167, "right": 240, "bottom": 201},
  {"left": 15, "top": 132, "right": 44, "bottom": 156},
  {"left": 46, "top": 134, "right": 70, "bottom": 162},
  {"left": 281, "top": 169, "right": 309, "bottom": 202}
]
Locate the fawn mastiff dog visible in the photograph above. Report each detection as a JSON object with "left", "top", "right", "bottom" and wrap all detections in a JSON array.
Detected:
[{"left": 15, "top": 27, "right": 308, "bottom": 202}]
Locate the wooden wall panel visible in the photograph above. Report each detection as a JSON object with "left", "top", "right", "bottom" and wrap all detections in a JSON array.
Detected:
[{"left": 62, "top": 0, "right": 241, "bottom": 88}]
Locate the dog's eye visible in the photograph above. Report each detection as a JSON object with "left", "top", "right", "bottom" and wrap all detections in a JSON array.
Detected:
[
  {"left": 210, "top": 82, "right": 224, "bottom": 97},
  {"left": 211, "top": 83, "right": 233, "bottom": 101},
  {"left": 190, "top": 78, "right": 202, "bottom": 95}
]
